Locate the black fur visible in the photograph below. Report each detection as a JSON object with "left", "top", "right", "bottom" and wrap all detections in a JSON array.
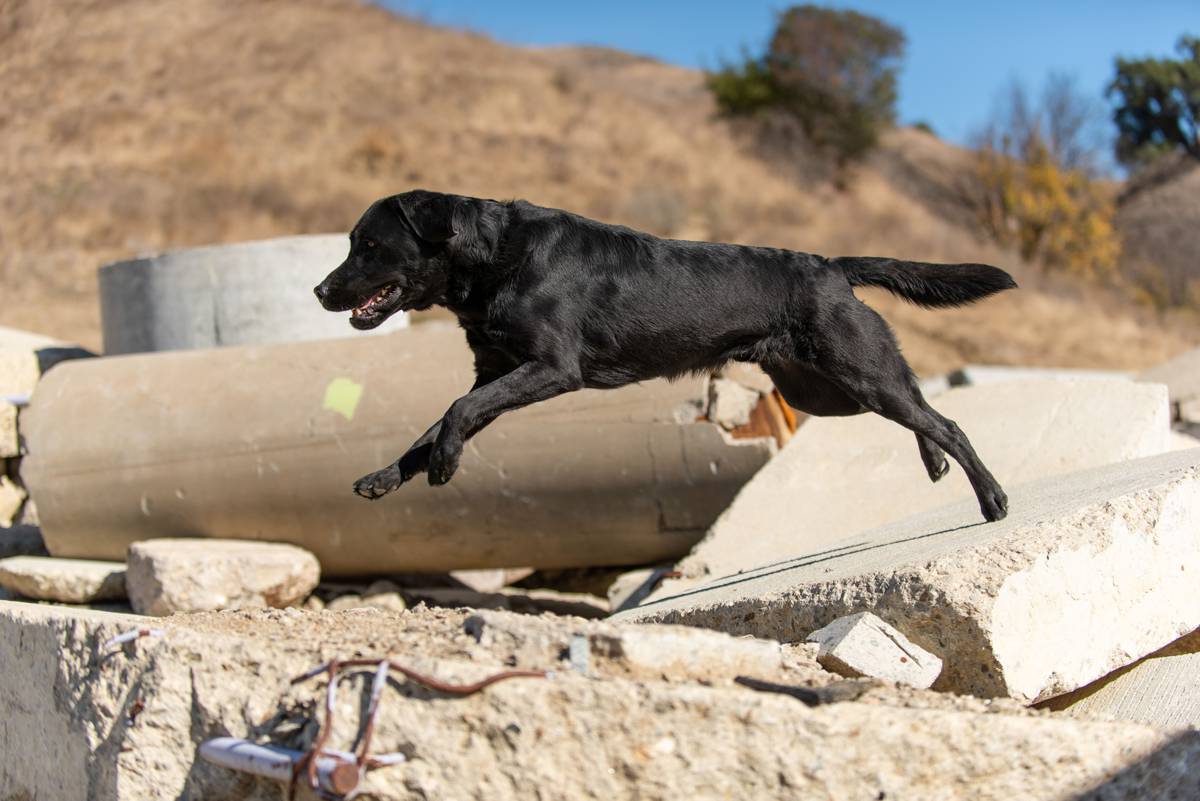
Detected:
[{"left": 315, "top": 190, "right": 1016, "bottom": 522}]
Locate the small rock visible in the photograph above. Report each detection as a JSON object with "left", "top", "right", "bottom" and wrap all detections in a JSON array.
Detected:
[
  {"left": 708, "top": 377, "right": 761, "bottom": 429},
  {"left": 125, "top": 539, "right": 320, "bottom": 616},
  {"left": 0, "top": 475, "right": 25, "bottom": 527},
  {"left": 0, "top": 555, "right": 126, "bottom": 603},
  {"left": 326, "top": 580, "right": 406, "bottom": 612},
  {"left": 450, "top": 568, "right": 534, "bottom": 593},
  {"left": 0, "top": 401, "right": 17, "bottom": 458},
  {"left": 807, "top": 611, "right": 942, "bottom": 689}
]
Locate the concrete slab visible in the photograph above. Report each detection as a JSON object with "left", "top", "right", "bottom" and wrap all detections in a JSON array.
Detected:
[
  {"left": 1043, "top": 629, "right": 1200, "bottom": 730},
  {"left": 0, "top": 400, "right": 17, "bottom": 458},
  {"left": 1139, "top": 347, "right": 1200, "bottom": 412},
  {"left": 950, "top": 364, "right": 1134, "bottom": 386},
  {"left": 0, "top": 325, "right": 93, "bottom": 398},
  {"left": 0, "top": 556, "right": 125, "bottom": 602},
  {"left": 0, "top": 475, "right": 23, "bottom": 527},
  {"left": 671, "top": 379, "right": 1171, "bottom": 585},
  {"left": 2, "top": 601, "right": 1199, "bottom": 800},
  {"left": 25, "top": 326, "right": 772, "bottom": 573},
  {"left": 126, "top": 539, "right": 320, "bottom": 615},
  {"left": 807, "top": 611, "right": 942, "bottom": 688},
  {"left": 618, "top": 449, "right": 1200, "bottom": 703},
  {"left": 1170, "top": 430, "right": 1200, "bottom": 451}
]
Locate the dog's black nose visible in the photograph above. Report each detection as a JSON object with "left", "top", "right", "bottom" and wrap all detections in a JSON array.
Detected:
[{"left": 313, "top": 283, "right": 328, "bottom": 302}]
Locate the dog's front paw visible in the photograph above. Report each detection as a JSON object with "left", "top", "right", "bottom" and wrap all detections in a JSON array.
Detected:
[
  {"left": 353, "top": 464, "right": 406, "bottom": 500},
  {"left": 427, "top": 440, "right": 462, "bottom": 486}
]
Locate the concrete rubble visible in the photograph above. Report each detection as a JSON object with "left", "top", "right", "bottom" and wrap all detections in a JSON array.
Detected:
[
  {"left": 1139, "top": 346, "right": 1200, "bottom": 421},
  {"left": 23, "top": 325, "right": 775, "bottom": 573},
  {"left": 807, "top": 611, "right": 943, "bottom": 689},
  {"left": 618, "top": 448, "right": 1200, "bottom": 704},
  {"left": 3, "top": 600, "right": 1200, "bottom": 801},
  {"left": 0, "top": 399, "right": 17, "bottom": 458},
  {"left": 1043, "top": 629, "right": 1200, "bottom": 730},
  {"left": 0, "top": 324, "right": 93, "bottom": 399},
  {"left": 949, "top": 364, "right": 1134, "bottom": 386},
  {"left": 668, "top": 378, "right": 1172, "bottom": 586},
  {"left": 98, "top": 235, "right": 408, "bottom": 355},
  {"left": 0, "top": 475, "right": 24, "bottom": 527},
  {"left": 126, "top": 539, "right": 320, "bottom": 616},
  {"left": 0, "top": 555, "right": 126, "bottom": 603}
]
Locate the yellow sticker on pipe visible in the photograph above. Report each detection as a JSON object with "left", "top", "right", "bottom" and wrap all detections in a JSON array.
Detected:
[{"left": 323, "top": 377, "right": 364, "bottom": 421}]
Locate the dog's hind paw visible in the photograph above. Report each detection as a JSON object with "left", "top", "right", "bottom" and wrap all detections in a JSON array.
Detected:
[
  {"left": 353, "top": 465, "right": 406, "bottom": 500},
  {"left": 979, "top": 486, "right": 1008, "bottom": 522}
]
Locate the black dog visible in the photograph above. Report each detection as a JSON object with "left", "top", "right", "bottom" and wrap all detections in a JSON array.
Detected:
[{"left": 315, "top": 190, "right": 1015, "bottom": 522}]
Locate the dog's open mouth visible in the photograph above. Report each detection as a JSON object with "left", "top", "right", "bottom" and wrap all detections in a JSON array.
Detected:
[{"left": 349, "top": 283, "right": 403, "bottom": 329}]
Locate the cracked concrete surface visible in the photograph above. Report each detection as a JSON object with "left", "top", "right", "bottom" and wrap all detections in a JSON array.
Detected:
[
  {"left": 665, "top": 378, "right": 1171, "bottom": 590},
  {"left": 3, "top": 601, "right": 1200, "bottom": 801},
  {"left": 617, "top": 449, "right": 1200, "bottom": 704}
]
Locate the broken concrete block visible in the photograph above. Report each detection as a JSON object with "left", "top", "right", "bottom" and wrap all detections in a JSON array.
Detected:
[
  {"left": 619, "top": 449, "right": 1200, "bottom": 703},
  {"left": 671, "top": 379, "right": 1172, "bottom": 586},
  {"left": 0, "top": 475, "right": 24, "bottom": 527},
  {"left": 464, "top": 608, "right": 792, "bottom": 684},
  {"left": 450, "top": 568, "right": 535, "bottom": 593},
  {"left": 126, "top": 539, "right": 319, "bottom": 616},
  {"left": 25, "top": 325, "right": 772, "bottom": 573},
  {"left": 0, "top": 556, "right": 125, "bottom": 602},
  {"left": 0, "top": 400, "right": 17, "bottom": 458},
  {"left": 1170, "top": 430, "right": 1200, "bottom": 451},
  {"left": 3, "top": 601, "right": 1200, "bottom": 801},
  {"left": 949, "top": 364, "right": 1134, "bottom": 387},
  {"left": 1139, "top": 347, "right": 1200, "bottom": 413},
  {"left": 0, "top": 325, "right": 93, "bottom": 398},
  {"left": 607, "top": 566, "right": 677, "bottom": 614},
  {"left": 325, "top": 579, "right": 408, "bottom": 613},
  {"left": 708, "top": 377, "right": 760, "bottom": 429},
  {"left": 1043, "top": 629, "right": 1200, "bottom": 730},
  {"left": 807, "top": 611, "right": 942, "bottom": 688}
]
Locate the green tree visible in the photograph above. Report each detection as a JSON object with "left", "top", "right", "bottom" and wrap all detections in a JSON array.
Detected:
[
  {"left": 1108, "top": 35, "right": 1200, "bottom": 165},
  {"left": 707, "top": 5, "right": 905, "bottom": 165}
]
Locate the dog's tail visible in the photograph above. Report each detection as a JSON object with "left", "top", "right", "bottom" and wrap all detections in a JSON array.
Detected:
[{"left": 831, "top": 257, "right": 1017, "bottom": 309}]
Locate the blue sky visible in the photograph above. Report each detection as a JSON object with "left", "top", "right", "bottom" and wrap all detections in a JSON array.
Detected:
[{"left": 384, "top": 1, "right": 1195, "bottom": 149}]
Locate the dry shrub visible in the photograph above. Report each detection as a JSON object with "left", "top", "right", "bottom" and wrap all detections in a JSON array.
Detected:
[{"left": 972, "top": 141, "right": 1121, "bottom": 279}]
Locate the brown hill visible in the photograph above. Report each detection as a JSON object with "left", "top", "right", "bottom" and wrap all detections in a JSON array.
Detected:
[
  {"left": 0, "top": 0, "right": 1192, "bottom": 371},
  {"left": 1116, "top": 155, "right": 1200, "bottom": 310}
]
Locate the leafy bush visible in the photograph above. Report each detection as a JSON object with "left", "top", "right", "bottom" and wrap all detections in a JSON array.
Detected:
[
  {"left": 971, "top": 77, "right": 1120, "bottom": 278},
  {"left": 707, "top": 5, "right": 905, "bottom": 165}
]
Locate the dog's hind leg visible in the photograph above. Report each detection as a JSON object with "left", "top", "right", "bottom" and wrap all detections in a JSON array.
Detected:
[
  {"left": 799, "top": 300, "right": 1007, "bottom": 521},
  {"left": 762, "top": 360, "right": 949, "bottom": 484}
]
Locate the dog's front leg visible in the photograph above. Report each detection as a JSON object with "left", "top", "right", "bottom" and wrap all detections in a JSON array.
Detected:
[
  {"left": 427, "top": 361, "right": 582, "bottom": 486},
  {"left": 353, "top": 420, "right": 443, "bottom": 499},
  {"left": 353, "top": 365, "right": 512, "bottom": 500}
]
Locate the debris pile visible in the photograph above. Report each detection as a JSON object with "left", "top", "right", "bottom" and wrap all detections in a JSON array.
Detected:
[{"left": 2, "top": 299, "right": 1200, "bottom": 800}]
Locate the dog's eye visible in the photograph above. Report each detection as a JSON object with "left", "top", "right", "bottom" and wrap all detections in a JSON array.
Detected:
[{"left": 365, "top": 240, "right": 376, "bottom": 248}]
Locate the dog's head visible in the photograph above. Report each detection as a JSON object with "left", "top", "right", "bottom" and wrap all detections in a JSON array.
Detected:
[{"left": 314, "top": 190, "right": 483, "bottom": 329}]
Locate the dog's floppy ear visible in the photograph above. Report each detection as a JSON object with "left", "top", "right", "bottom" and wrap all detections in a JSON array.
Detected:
[{"left": 393, "top": 191, "right": 458, "bottom": 243}]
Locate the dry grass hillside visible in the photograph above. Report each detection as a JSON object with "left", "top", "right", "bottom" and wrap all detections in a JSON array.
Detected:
[{"left": 1, "top": 0, "right": 1193, "bottom": 371}]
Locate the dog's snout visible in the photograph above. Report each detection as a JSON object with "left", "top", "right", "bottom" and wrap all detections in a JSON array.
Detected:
[{"left": 313, "top": 282, "right": 329, "bottom": 302}]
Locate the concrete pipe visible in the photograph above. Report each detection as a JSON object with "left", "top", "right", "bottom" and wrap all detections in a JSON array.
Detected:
[
  {"left": 98, "top": 235, "right": 407, "bottom": 355},
  {"left": 22, "top": 325, "right": 775, "bottom": 574}
]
